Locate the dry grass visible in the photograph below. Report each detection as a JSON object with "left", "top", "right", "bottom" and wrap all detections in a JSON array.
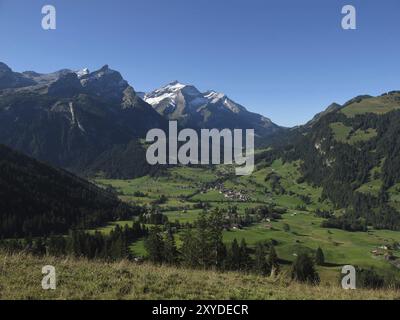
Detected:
[{"left": 0, "top": 251, "right": 399, "bottom": 300}]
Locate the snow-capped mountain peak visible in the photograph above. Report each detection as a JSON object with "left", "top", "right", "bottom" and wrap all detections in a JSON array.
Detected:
[
  {"left": 203, "top": 90, "right": 246, "bottom": 113},
  {"left": 142, "top": 80, "right": 279, "bottom": 136},
  {"left": 76, "top": 68, "right": 90, "bottom": 78},
  {"left": 204, "top": 90, "right": 226, "bottom": 104},
  {"left": 165, "top": 80, "right": 186, "bottom": 91},
  {"left": 145, "top": 81, "right": 248, "bottom": 115},
  {"left": 144, "top": 80, "right": 204, "bottom": 109}
]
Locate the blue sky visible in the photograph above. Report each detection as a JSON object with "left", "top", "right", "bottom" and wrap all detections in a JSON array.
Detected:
[{"left": 0, "top": 0, "right": 399, "bottom": 126}]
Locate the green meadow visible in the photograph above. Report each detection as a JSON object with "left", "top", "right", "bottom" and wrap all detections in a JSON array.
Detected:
[
  {"left": 341, "top": 94, "right": 400, "bottom": 117},
  {"left": 94, "top": 159, "right": 400, "bottom": 281},
  {"left": 330, "top": 122, "right": 377, "bottom": 145}
]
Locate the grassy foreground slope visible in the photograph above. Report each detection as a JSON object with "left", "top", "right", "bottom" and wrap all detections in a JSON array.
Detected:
[{"left": 1, "top": 252, "right": 399, "bottom": 300}]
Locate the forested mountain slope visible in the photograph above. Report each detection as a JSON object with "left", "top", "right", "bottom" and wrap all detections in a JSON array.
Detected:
[
  {"left": 262, "top": 91, "right": 400, "bottom": 230},
  {"left": 0, "top": 144, "right": 134, "bottom": 238}
]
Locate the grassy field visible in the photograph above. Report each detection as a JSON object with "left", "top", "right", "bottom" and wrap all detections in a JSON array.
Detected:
[
  {"left": 1, "top": 252, "right": 399, "bottom": 300},
  {"left": 341, "top": 94, "right": 400, "bottom": 117},
  {"left": 87, "top": 220, "right": 134, "bottom": 235},
  {"left": 96, "top": 160, "right": 330, "bottom": 213},
  {"left": 93, "top": 159, "right": 400, "bottom": 280},
  {"left": 223, "top": 210, "right": 400, "bottom": 278},
  {"left": 330, "top": 122, "right": 377, "bottom": 145},
  {"left": 96, "top": 167, "right": 217, "bottom": 210}
]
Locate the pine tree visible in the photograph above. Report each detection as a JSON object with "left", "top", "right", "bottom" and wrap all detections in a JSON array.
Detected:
[
  {"left": 291, "top": 253, "right": 320, "bottom": 284},
  {"left": 196, "top": 211, "right": 212, "bottom": 268},
  {"left": 239, "top": 239, "right": 251, "bottom": 271},
  {"left": 144, "top": 226, "right": 165, "bottom": 264},
  {"left": 268, "top": 245, "right": 279, "bottom": 276},
  {"left": 283, "top": 223, "right": 290, "bottom": 232},
  {"left": 208, "top": 209, "right": 227, "bottom": 269},
  {"left": 163, "top": 232, "right": 178, "bottom": 265},
  {"left": 254, "top": 243, "right": 269, "bottom": 276},
  {"left": 227, "top": 238, "right": 241, "bottom": 270},
  {"left": 32, "top": 237, "right": 46, "bottom": 255},
  {"left": 180, "top": 229, "right": 200, "bottom": 268},
  {"left": 315, "top": 247, "right": 325, "bottom": 266}
]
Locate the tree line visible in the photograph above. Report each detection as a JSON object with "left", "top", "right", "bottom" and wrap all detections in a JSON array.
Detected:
[
  {"left": 143, "top": 209, "right": 325, "bottom": 283},
  {"left": 0, "top": 221, "right": 147, "bottom": 261}
]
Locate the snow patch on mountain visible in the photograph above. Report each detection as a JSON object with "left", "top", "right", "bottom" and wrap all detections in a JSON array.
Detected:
[
  {"left": 204, "top": 91, "right": 226, "bottom": 104},
  {"left": 76, "top": 68, "right": 90, "bottom": 78},
  {"left": 144, "top": 81, "right": 193, "bottom": 109}
]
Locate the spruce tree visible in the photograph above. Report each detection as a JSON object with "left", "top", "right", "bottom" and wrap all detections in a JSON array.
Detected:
[
  {"left": 228, "top": 238, "right": 241, "bottom": 270},
  {"left": 208, "top": 209, "right": 227, "bottom": 269},
  {"left": 196, "top": 211, "right": 212, "bottom": 268},
  {"left": 315, "top": 247, "right": 325, "bottom": 266},
  {"left": 144, "top": 226, "right": 165, "bottom": 264},
  {"left": 254, "top": 243, "right": 269, "bottom": 276},
  {"left": 268, "top": 245, "right": 279, "bottom": 276},
  {"left": 163, "top": 232, "right": 178, "bottom": 265},
  {"left": 291, "top": 253, "right": 320, "bottom": 284},
  {"left": 239, "top": 239, "right": 251, "bottom": 271},
  {"left": 283, "top": 223, "right": 290, "bottom": 232},
  {"left": 180, "top": 229, "right": 200, "bottom": 268}
]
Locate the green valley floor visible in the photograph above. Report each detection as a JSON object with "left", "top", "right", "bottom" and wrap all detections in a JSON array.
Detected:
[{"left": 94, "top": 163, "right": 400, "bottom": 281}]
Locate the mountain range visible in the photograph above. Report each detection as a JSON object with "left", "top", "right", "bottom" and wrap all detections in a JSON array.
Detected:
[
  {"left": 143, "top": 81, "right": 280, "bottom": 136},
  {"left": 0, "top": 62, "right": 168, "bottom": 178},
  {"left": 2, "top": 61, "right": 400, "bottom": 227},
  {"left": 0, "top": 62, "right": 280, "bottom": 178},
  {"left": 2, "top": 60, "right": 400, "bottom": 274}
]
